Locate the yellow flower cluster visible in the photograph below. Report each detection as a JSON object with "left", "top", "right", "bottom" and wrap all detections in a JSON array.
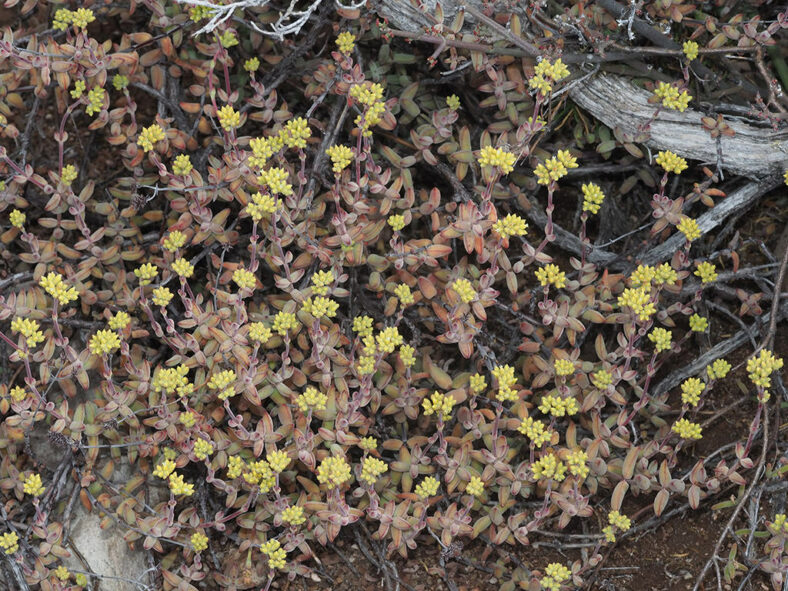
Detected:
[
  {"left": 677, "top": 217, "right": 702, "bottom": 242},
  {"left": 311, "top": 270, "right": 334, "bottom": 295},
  {"left": 152, "top": 287, "right": 173, "bottom": 307},
  {"left": 246, "top": 191, "right": 280, "bottom": 222},
  {"left": 566, "top": 449, "right": 589, "bottom": 478},
  {"left": 541, "top": 562, "right": 571, "bottom": 591},
  {"left": 654, "top": 263, "right": 678, "bottom": 285},
  {"left": 302, "top": 296, "right": 339, "bottom": 319},
  {"left": 153, "top": 459, "right": 176, "bottom": 479},
  {"left": 172, "top": 257, "right": 194, "bottom": 278},
  {"left": 54, "top": 565, "right": 69, "bottom": 581},
  {"left": 0, "top": 532, "right": 19, "bottom": 555},
  {"left": 376, "top": 326, "right": 403, "bottom": 353},
  {"left": 452, "top": 278, "right": 475, "bottom": 304},
  {"left": 771, "top": 514, "right": 788, "bottom": 535},
  {"left": 273, "top": 311, "right": 298, "bottom": 336},
  {"left": 581, "top": 182, "right": 605, "bottom": 214},
  {"left": 258, "top": 167, "right": 293, "bottom": 196},
  {"left": 680, "top": 377, "right": 704, "bottom": 407},
  {"left": 531, "top": 453, "right": 566, "bottom": 482},
  {"left": 477, "top": 145, "right": 517, "bottom": 175},
  {"left": 326, "top": 145, "right": 354, "bottom": 173},
  {"left": 630, "top": 265, "right": 655, "bottom": 287},
  {"left": 113, "top": 74, "right": 129, "bottom": 90},
  {"left": 208, "top": 369, "right": 237, "bottom": 401},
  {"left": 422, "top": 391, "right": 456, "bottom": 419},
  {"left": 53, "top": 8, "right": 95, "bottom": 30},
  {"left": 248, "top": 322, "right": 272, "bottom": 343},
  {"left": 218, "top": 30, "right": 237, "bottom": 48},
  {"left": 399, "top": 344, "right": 416, "bottom": 368},
  {"left": 89, "top": 329, "right": 121, "bottom": 356},
  {"left": 248, "top": 135, "right": 281, "bottom": 169},
  {"left": 135, "top": 263, "right": 158, "bottom": 285},
  {"left": 747, "top": 349, "right": 783, "bottom": 389},
  {"left": 9, "top": 386, "right": 26, "bottom": 403},
  {"left": 152, "top": 365, "right": 192, "bottom": 397},
  {"left": 261, "top": 539, "right": 287, "bottom": 570},
  {"left": 283, "top": 117, "right": 311, "bottom": 149},
  {"left": 40, "top": 272, "right": 79, "bottom": 305},
  {"left": 466, "top": 475, "right": 484, "bottom": 497},
  {"left": 655, "top": 150, "right": 688, "bottom": 174},
  {"left": 536, "top": 264, "right": 566, "bottom": 289},
  {"left": 706, "top": 358, "right": 731, "bottom": 380},
  {"left": 71, "top": 80, "right": 86, "bottom": 99},
  {"left": 179, "top": 411, "right": 197, "bottom": 427},
  {"left": 61, "top": 164, "right": 78, "bottom": 185},
  {"left": 648, "top": 327, "right": 672, "bottom": 352},
  {"left": 529, "top": 57, "right": 570, "bottom": 96},
  {"left": 534, "top": 150, "right": 578, "bottom": 185},
  {"left": 554, "top": 359, "right": 575, "bottom": 377},
  {"left": 672, "top": 418, "right": 702, "bottom": 440},
  {"left": 172, "top": 154, "right": 192, "bottom": 176},
  {"left": 360, "top": 457, "right": 387, "bottom": 485},
  {"left": 518, "top": 417, "right": 552, "bottom": 446},
  {"left": 297, "top": 386, "right": 328, "bottom": 412},
  {"left": 109, "top": 311, "right": 131, "bottom": 330},
  {"left": 23, "top": 473, "right": 45, "bottom": 496},
  {"left": 689, "top": 314, "right": 708, "bottom": 332},
  {"left": 539, "top": 394, "right": 579, "bottom": 417},
  {"left": 336, "top": 31, "right": 356, "bottom": 55},
  {"left": 683, "top": 40, "right": 699, "bottom": 60},
  {"left": 163, "top": 230, "right": 187, "bottom": 252},
  {"left": 349, "top": 82, "right": 386, "bottom": 136},
  {"left": 268, "top": 449, "right": 290, "bottom": 473},
  {"left": 11, "top": 317, "right": 45, "bottom": 348},
  {"left": 86, "top": 86, "right": 105, "bottom": 116},
  {"left": 492, "top": 214, "right": 528, "bottom": 240},
  {"left": 446, "top": 95, "right": 461, "bottom": 110},
  {"left": 359, "top": 437, "right": 377, "bottom": 451},
  {"left": 244, "top": 57, "right": 260, "bottom": 72},
  {"left": 415, "top": 476, "right": 440, "bottom": 499},
  {"left": 653, "top": 81, "right": 692, "bottom": 112},
  {"left": 193, "top": 439, "right": 213, "bottom": 460},
  {"left": 469, "top": 373, "right": 486, "bottom": 394},
  {"left": 353, "top": 315, "right": 374, "bottom": 336},
  {"left": 281, "top": 505, "right": 306, "bottom": 526},
  {"left": 233, "top": 268, "right": 256, "bottom": 291},
  {"left": 317, "top": 456, "right": 352, "bottom": 488},
  {"left": 694, "top": 261, "right": 717, "bottom": 284},
  {"left": 217, "top": 105, "right": 240, "bottom": 131},
  {"left": 492, "top": 364, "right": 519, "bottom": 402},
  {"left": 169, "top": 473, "right": 194, "bottom": 496},
  {"left": 394, "top": 283, "right": 414, "bottom": 306},
  {"left": 191, "top": 532, "right": 208, "bottom": 552},
  {"left": 138, "top": 124, "right": 165, "bottom": 152},
  {"left": 388, "top": 214, "right": 406, "bottom": 232},
  {"left": 591, "top": 370, "right": 613, "bottom": 390},
  {"left": 617, "top": 286, "right": 656, "bottom": 321},
  {"left": 243, "top": 460, "right": 276, "bottom": 493},
  {"left": 603, "top": 510, "right": 631, "bottom": 542},
  {"left": 9, "top": 209, "right": 25, "bottom": 229},
  {"left": 227, "top": 456, "right": 244, "bottom": 480}
]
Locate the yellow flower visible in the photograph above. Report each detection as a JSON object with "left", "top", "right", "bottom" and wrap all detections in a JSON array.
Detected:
[
  {"left": 683, "top": 40, "right": 699, "bottom": 60},
  {"left": 246, "top": 191, "right": 280, "bottom": 221},
  {"left": 617, "top": 286, "right": 656, "bottom": 321},
  {"left": 302, "top": 296, "right": 339, "bottom": 319},
  {"left": 492, "top": 214, "right": 528, "bottom": 240},
  {"left": 655, "top": 150, "right": 688, "bottom": 174},
  {"left": 388, "top": 214, "right": 406, "bottom": 232},
  {"left": 529, "top": 74, "right": 552, "bottom": 95},
  {"left": 654, "top": 263, "right": 677, "bottom": 286},
  {"left": 172, "top": 154, "right": 193, "bottom": 176},
  {"left": 477, "top": 145, "right": 517, "bottom": 175},
  {"left": 653, "top": 81, "right": 692, "bottom": 112},
  {"left": 227, "top": 456, "right": 244, "bottom": 479},
  {"left": 360, "top": 457, "right": 387, "bottom": 485},
  {"left": 452, "top": 278, "right": 475, "bottom": 304},
  {"left": 352, "top": 315, "right": 374, "bottom": 337},
  {"left": 11, "top": 317, "right": 45, "bottom": 348},
  {"left": 216, "top": 105, "right": 240, "bottom": 131},
  {"left": 281, "top": 505, "right": 306, "bottom": 526},
  {"left": 534, "top": 58, "right": 570, "bottom": 82},
  {"left": 248, "top": 322, "right": 272, "bottom": 344},
  {"left": 297, "top": 386, "right": 328, "bottom": 412},
  {"left": 267, "top": 449, "right": 290, "bottom": 473},
  {"left": 179, "top": 411, "right": 197, "bottom": 427},
  {"left": 152, "top": 365, "right": 192, "bottom": 397},
  {"left": 151, "top": 287, "right": 173, "bottom": 307},
  {"left": 466, "top": 475, "right": 484, "bottom": 497},
  {"left": 707, "top": 359, "right": 731, "bottom": 380},
  {"left": 609, "top": 510, "right": 631, "bottom": 532},
  {"left": 22, "top": 473, "right": 45, "bottom": 496},
  {"left": 680, "top": 377, "right": 704, "bottom": 407},
  {"left": 535, "top": 264, "right": 566, "bottom": 289},
  {"left": 284, "top": 117, "right": 311, "bottom": 149},
  {"left": 326, "top": 145, "right": 354, "bottom": 173},
  {"left": 394, "top": 283, "right": 414, "bottom": 306},
  {"left": 53, "top": 8, "right": 73, "bottom": 31},
  {"left": 469, "top": 373, "right": 486, "bottom": 394},
  {"left": 193, "top": 439, "right": 214, "bottom": 460},
  {"left": 109, "top": 311, "right": 131, "bottom": 330},
  {"left": 261, "top": 539, "right": 287, "bottom": 569},
  {"left": 54, "top": 565, "right": 70, "bottom": 581},
  {"left": 71, "top": 80, "right": 86, "bottom": 100},
  {"left": 163, "top": 230, "right": 187, "bottom": 252},
  {"left": 415, "top": 476, "right": 440, "bottom": 499},
  {"left": 191, "top": 532, "right": 208, "bottom": 552},
  {"left": 172, "top": 258, "right": 194, "bottom": 278},
  {"left": 9, "top": 209, "right": 25, "bottom": 229},
  {"left": 694, "top": 261, "right": 717, "bottom": 284},
  {"left": 39, "top": 272, "right": 79, "bottom": 305},
  {"left": 233, "top": 268, "right": 256, "bottom": 291},
  {"left": 9, "top": 386, "right": 27, "bottom": 403},
  {"left": 0, "top": 531, "right": 19, "bottom": 555},
  {"left": 244, "top": 57, "right": 260, "bottom": 72},
  {"left": 422, "top": 391, "right": 456, "bottom": 419},
  {"left": 518, "top": 417, "right": 552, "bottom": 446},
  {"left": 672, "top": 418, "right": 702, "bottom": 440},
  {"left": 689, "top": 314, "right": 708, "bottom": 332},
  {"left": 218, "top": 30, "right": 237, "bottom": 48},
  {"left": 746, "top": 349, "right": 783, "bottom": 389},
  {"left": 648, "top": 327, "right": 672, "bottom": 352},
  {"left": 273, "top": 311, "right": 298, "bottom": 335},
  {"left": 311, "top": 270, "right": 334, "bottom": 295},
  {"left": 135, "top": 263, "right": 158, "bottom": 285},
  {"left": 169, "top": 473, "right": 195, "bottom": 496},
  {"left": 630, "top": 265, "right": 655, "bottom": 288},
  {"left": 677, "top": 216, "right": 701, "bottom": 242},
  {"left": 399, "top": 344, "right": 416, "bottom": 368},
  {"left": 153, "top": 459, "right": 176, "bottom": 479},
  {"left": 113, "top": 74, "right": 129, "bottom": 90},
  {"left": 71, "top": 8, "right": 95, "bottom": 28},
  {"left": 317, "top": 456, "right": 352, "bottom": 488},
  {"left": 376, "top": 326, "right": 403, "bottom": 353},
  {"left": 591, "top": 370, "right": 612, "bottom": 390},
  {"left": 336, "top": 31, "right": 356, "bottom": 55},
  {"left": 581, "top": 182, "right": 605, "bottom": 214},
  {"left": 61, "top": 164, "right": 78, "bottom": 186},
  {"left": 138, "top": 124, "right": 166, "bottom": 153},
  {"left": 89, "top": 329, "right": 121, "bottom": 356},
  {"left": 446, "top": 95, "right": 460, "bottom": 110},
  {"left": 258, "top": 167, "right": 293, "bottom": 196},
  {"left": 554, "top": 359, "right": 575, "bottom": 376},
  {"left": 359, "top": 437, "right": 377, "bottom": 451},
  {"left": 86, "top": 86, "right": 105, "bottom": 116},
  {"left": 541, "top": 562, "right": 571, "bottom": 591},
  {"left": 531, "top": 453, "right": 566, "bottom": 482},
  {"left": 208, "top": 369, "right": 236, "bottom": 401},
  {"left": 538, "top": 394, "right": 578, "bottom": 417}
]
